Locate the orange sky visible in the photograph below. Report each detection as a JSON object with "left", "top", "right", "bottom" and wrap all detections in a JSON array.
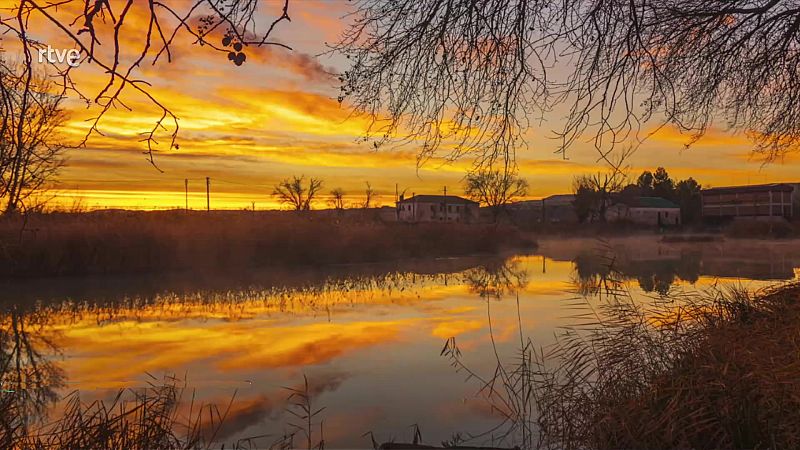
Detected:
[{"left": 6, "top": 1, "right": 800, "bottom": 210}]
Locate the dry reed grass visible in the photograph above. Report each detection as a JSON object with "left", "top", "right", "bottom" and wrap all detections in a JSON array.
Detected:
[
  {"left": 0, "top": 211, "right": 535, "bottom": 278},
  {"left": 0, "top": 374, "right": 268, "bottom": 450},
  {"left": 444, "top": 245, "right": 800, "bottom": 450},
  {"left": 545, "top": 281, "right": 800, "bottom": 450}
]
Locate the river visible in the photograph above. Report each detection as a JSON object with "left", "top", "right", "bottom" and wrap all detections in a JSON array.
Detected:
[{"left": 1, "top": 236, "right": 798, "bottom": 448}]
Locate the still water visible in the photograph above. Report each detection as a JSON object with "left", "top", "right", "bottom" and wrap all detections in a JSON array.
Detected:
[{"left": 2, "top": 237, "right": 799, "bottom": 448}]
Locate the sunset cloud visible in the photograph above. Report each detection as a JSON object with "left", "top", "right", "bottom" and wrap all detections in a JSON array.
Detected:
[{"left": 5, "top": 3, "right": 797, "bottom": 210}]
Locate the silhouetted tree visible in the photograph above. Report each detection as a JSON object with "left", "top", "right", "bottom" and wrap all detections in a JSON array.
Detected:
[
  {"left": 573, "top": 177, "right": 599, "bottom": 224},
  {"left": 636, "top": 171, "right": 655, "bottom": 196},
  {"left": 272, "top": 175, "right": 323, "bottom": 211},
  {"left": 361, "top": 182, "right": 375, "bottom": 209},
  {"left": 336, "top": 1, "right": 800, "bottom": 166},
  {"left": 464, "top": 170, "right": 528, "bottom": 221},
  {"left": 328, "top": 187, "right": 345, "bottom": 210},
  {"left": 675, "top": 178, "right": 702, "bottom": 224},
  {"left": 652, "top": 167, "right": 675, "bottom": 201},
  {"left": 571, "top": 150, "right": 629, "bottom": 223},
  {"left": 0, "top": 62, "right": 67, "bottom": 214}
]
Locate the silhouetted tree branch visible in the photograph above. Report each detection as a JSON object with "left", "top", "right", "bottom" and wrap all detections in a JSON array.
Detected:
[
  {"left": 0, "top": 0, "right": 292, "bottom": 168},
  {"left": 272, "top": 175, "right": 323, "bottom": 211},
  {"left": 336, "top": 0, "right": 800, "bottom": 166},
  {"left": 464, "top": 169, "right": 528, "bottom": 220},
  {"left": 0, "top": 61, "right": 67, "bottom": 215}
]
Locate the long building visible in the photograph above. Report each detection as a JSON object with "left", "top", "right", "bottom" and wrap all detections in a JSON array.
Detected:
[{"left": 701, "top": 183, "right": 795, "bottom": 220}]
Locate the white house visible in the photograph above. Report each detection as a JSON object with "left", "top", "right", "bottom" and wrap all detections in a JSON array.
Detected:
[
  {"left": 608, "top": 196, "right": 681, "bottom": 226},
  {"left": 397, "top": 195, "right": 479, "bottom": 223}
]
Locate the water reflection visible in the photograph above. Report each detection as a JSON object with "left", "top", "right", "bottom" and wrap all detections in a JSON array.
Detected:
[
  {"left": 0, "top": 256, "right": 528, "bottom": 447},
  {"left": 0, "top": 239, "right": 798, "bottom": 447},
  {"left": 572, "top": 250, "right": 702, "bottom": 296},
  {"left": 464, "top": 259, "right": 529, "bottom": 300},
  {"left": 0, "top": 305, "right": 65, "bottom": 440}
]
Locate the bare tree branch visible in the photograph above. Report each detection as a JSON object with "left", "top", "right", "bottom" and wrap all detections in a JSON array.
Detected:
[
  {"left": 336, "top": 0, "right": 800, "bottom": 166},
  {"left": 0, "top": 0, "right": 293, "bottom": 168}
]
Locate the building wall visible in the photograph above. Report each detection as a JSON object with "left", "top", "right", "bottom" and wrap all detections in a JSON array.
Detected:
[
  {"left": 791, "top": 184, "right": 800, "bottom": 220},
  {"left": 607, "top": 205, "right": 681, "bottom": 225},
  {"left": 397, "top": 201, "right": 479, "bottom": 223},
  {"left": 627, "top": 207, "right": 681, "bottom": 226},
  {"left": 702, "top": 189, "right": 793, "bottom": 219}
]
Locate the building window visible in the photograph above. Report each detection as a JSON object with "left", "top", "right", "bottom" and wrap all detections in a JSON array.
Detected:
[
  {"left": 448, "top": 205, "right": 453, "bottom": 212},
  {"left": 430, "top": 205, "right": 435, "bottom": 212}
]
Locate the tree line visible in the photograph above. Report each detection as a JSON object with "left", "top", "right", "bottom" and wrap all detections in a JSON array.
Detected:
[
  {"left": 271, "top": 176, "right": 377, "bottom": 211},
  {"left": 573, "top": 167, "right": 702, "bottom": 224},
  {"left": 271, "top": 170, "right": 528, "bottom": 216}
]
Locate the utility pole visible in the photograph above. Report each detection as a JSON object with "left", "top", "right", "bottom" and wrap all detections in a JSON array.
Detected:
[
  {"left": 206, "top": 177, "right": 210, "bottom": 211},
  {"left": 184, "top": 178, "right": 188, "bottom": 211}
]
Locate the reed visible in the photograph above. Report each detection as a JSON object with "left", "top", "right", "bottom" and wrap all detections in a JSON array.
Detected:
[
  {"left": 539, "top": 281, "right": 800, "bottom": 450},
  {"left": 0, "top": 374, "right": 267, "bottom": 450},
  {"left": 443, "top": 245, "right": 800, "bottom": 449},
  {"left": 0, "top": 210, "right": 535, "bottom": 278}
]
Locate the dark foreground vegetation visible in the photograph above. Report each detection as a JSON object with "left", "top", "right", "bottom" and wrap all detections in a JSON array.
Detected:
[
  {"left": 0, "top": 210, "right": 535, "bottom": 278},
  {"left": 445, "top": 274, "right": 800, "bottom": 449},
  {"left": 541, "top": 282, "right": 800, "bottom": 450},
  {"left": 0, "top": 373, "right": 316, "bottom": 450}
]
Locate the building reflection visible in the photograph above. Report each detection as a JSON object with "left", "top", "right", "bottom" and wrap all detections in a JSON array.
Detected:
[{"left": 571, "top": 247, "right": 798, "bottom": 295}]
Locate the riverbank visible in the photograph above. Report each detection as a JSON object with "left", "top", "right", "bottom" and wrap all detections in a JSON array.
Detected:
[
  {"left": 539, "top": 281, "right": 800, "bottom": 450},
  {"left": 526, "top": 218, "right": 800, "bottom": 239},
  {"left": 536, "top": 234, "right": 800, "bottom": 262},
  {"left": 0, "top": 210, "right": 536, "bottom": 278}
]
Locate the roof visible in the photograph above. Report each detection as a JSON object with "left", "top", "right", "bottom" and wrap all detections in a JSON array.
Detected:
[
  {"left": 542, "top": 194, "right": 575, "bottom": 205},
  {"left": 627, "top": 197, "right": 679, "bottom": 209},
  {"left": 397, "top": 194, "right": 478, "bottom": 205},
  {"left": 507, "top": 200, "right": 541, "bottom": 209},
  {"left": 702, "top": 183, "right": 795, "bottom": 195}
]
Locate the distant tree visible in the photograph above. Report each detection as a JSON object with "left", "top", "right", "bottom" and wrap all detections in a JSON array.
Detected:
[
  {"left": 464, "top": 170, "right": 528, "bottom": 220},
  {"left": 329, "top": 187, "right": 345, "bottom": 210},
  {"left": 572, "top": 176, "right": 599, "bottom": 223},
  {"left": 636, "top": 171, "right": 655, "bottom": 196},
  {"left": 572, "top": 172, "right": 626, "bottom": 223},
  {"left": 675, "top": 178, "right": 702, "bottom": 224},
  {"left": 572, "top": 149, "right": 630, "bottom": 222},
  {"left": 618, "top": 183, "right": 642, "bottom": 205},
  {"left": 1, "top": 63, "right": 67, "bottom": 214},
  {"left": 272, "top": 175, "right": 323, "bottom": 211},
  {"left": 362, "top": 182, "right": 375, "bottom": 209},
  {"left": 652, "top": 167, "right": 676, "bottom": 201}
]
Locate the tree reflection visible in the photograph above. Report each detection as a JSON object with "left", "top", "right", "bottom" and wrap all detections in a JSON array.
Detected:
[
  {"left": 572, "top": 250, "right": 702, "bottom": 295},
  {"left": 463, "top": 258, "right": 529, "bottom": 300},
  {"left": 0, "top": 305, "right": 65, "bottom": 443}
]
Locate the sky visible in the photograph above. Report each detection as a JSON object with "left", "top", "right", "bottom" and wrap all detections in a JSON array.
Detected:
[{"left": 7, "top": 0, "right": 800, "bottom": 210}]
